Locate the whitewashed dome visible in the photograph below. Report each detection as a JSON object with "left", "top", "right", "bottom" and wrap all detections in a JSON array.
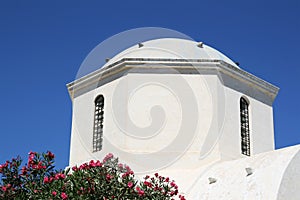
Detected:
[{"left": 104, "top": 38, "right": 239, "bottom": 68}]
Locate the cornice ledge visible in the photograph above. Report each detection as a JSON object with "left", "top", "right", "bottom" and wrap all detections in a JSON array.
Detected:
[
  {"left": 66, "top": 58, "right": 223, "bottom": 98},
  {"left": 67, "top": 58, "right": 279, "bottom": 99},
  {"left": 217, "top": 60, "right": 279, "bottom": 97}
]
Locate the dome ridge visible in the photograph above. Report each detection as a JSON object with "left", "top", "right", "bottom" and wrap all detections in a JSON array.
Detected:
[{"left": 103, "top": 38, "right": 239, "bottom": 69}]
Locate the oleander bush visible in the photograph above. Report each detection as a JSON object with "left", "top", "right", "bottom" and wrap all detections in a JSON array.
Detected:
[{"left": 0, "top": 151, "right": 185, "bottom": 200}]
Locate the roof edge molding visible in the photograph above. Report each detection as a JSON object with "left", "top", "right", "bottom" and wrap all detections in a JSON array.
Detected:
[{"left": 67, "top": 58, "right": 279, "bottom": 105}]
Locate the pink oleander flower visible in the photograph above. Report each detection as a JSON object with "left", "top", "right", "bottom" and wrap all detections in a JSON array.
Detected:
[
  {"left": 127, "top": 181, "right": 133, "bottom": 188},
  {"left": 144, "top": 181, "right": 152, "bottom": 188},
  {"left": 1, "top": 186, "right": 7, "bottom": 192},
  {"left": 79, "top": 163, "right": 88, "bottom": 170},
  {"left": 118, "top": 163, "right": 123, "bottom": 169},
  {"left": 136, "top": 186, "right": 145, "bottom": 196},
  {"left": 61, "top": 192, "right": 68, "bottom": 200},
  {"left": 106, "top": 174, "right": 113, "bottom": 181},
  {"left": 144, "top": 175, "right": 150, "bottom": 179},
  {"left": 43, "top": 176, "right": 50, "bottom": 184},
  {"left": 139, "top": 190, "right": 145, "bottom": 196},
  {"left": 95, "top": 160, "right": 102, "bottom": 167},
  {"left": 46, "top": 151, "right": 55, "bottom": 159},
  {"left": 103, "top": 153, "right": 114, "bottom": 163},
  {"left": 55, "top": 173, "right": 66, "bottom": 180},
  {"left": 72, "top": 166, "right": 78, "bottom": 171},
  {"left": 170, "top": 181, "right": 178, "bottom": 189},
  {"left": 89, "top": 160, "right": 97, "bottom": 167},
  {"left": 21, "top": 166, "right": 27, "bottom": 175}
]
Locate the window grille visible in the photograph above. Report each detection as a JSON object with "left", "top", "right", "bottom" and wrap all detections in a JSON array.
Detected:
[
  {"left": 93, "top": 95, "right": 104, "bottom": 152},
  {"left": 240, "top": 97, "right": 250, "bottom": 156}
]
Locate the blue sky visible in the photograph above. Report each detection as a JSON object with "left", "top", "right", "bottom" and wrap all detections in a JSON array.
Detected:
[{"left": 0, "top": 1, "right": 299, "bottom": 169}]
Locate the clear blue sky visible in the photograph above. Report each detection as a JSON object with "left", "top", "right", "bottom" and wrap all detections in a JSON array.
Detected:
[{"left": 0, "top": 1, "right": 299, "bottom": 169}]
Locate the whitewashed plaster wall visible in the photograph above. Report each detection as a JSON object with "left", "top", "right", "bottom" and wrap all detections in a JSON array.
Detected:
[
  {"left": 218, "top": 85, "right": 275, "bottom": 161},
  {"left": 187, "top": 145, "right": 300, "bottom": 200},
  {"left": 69, "top": 71, "right": 275, "bottom": 174},
  {"left": 69, "top": 73, "right": 220, "bottom": 171}
]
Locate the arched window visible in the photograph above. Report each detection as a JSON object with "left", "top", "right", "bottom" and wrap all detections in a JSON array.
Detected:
[
  {"left": 240, "top": 97, "right": 250, "bottom": 156},
  {"left": 93, "top": 95, "right": 104, "bottom": 152}
]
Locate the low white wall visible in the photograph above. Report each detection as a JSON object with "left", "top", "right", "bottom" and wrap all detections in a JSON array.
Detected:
[{"left": 187, "top": 145, "right": 300, "bottom": 199}]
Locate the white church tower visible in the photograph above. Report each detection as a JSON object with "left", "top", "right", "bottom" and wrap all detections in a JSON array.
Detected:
[{"left": 67, "top": 38, "right": 300, "bottom": 199}]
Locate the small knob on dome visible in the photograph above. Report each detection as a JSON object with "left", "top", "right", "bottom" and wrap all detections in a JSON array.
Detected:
[
  {"left": 208, "top": 177, "right": 217, "bottom": 184},
  {"left": 138, "top": 43, "right": 144, "bottom": 48},
  {"left": 197, "top": 42, "right": 204, "bottom": 48}
]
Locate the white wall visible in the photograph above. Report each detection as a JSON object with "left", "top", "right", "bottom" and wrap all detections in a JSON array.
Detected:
[
  {"left": 188, "top": 145, "right": 300, "bottom": 199},
  {"left": 69, "top": 71, "right": 275, "bottom": 175},
  {"left": 70, "top": 73, "right": 220, "bottom": 171},
  {"left": 219, "top": 85, "right": 275, "bottom": 160}
]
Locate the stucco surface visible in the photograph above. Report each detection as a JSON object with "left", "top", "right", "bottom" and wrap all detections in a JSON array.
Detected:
[
  {"left": 102, "top": 38, "right": 240, "bottom": 69},
  {"left": 187, "top": 145, "right": 300, "bottom": 199}
]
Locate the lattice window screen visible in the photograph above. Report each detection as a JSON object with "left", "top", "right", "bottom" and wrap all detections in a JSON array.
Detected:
[
  {"left": 93, "top": 95, "right": 104, "bottom": 152},
  {"left": 240, "top": 97, "right": 250, "bottom": 156}
]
